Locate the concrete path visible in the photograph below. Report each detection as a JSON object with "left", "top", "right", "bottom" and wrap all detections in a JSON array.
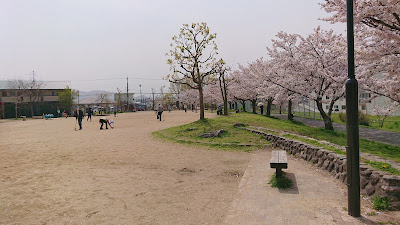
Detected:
[
  {"left": 272, "top": 114, "right": 400, "bottom": 147},
  {"left": 224, "top": 150, "right": 375, "bottom": 225}
]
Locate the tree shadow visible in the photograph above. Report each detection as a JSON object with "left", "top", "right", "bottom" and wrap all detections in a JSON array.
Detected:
[{"left": 278, "top": 172, "right": 299, "bottom": 194}]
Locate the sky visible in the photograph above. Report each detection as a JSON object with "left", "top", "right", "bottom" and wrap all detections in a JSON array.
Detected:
[{"left": 0, "top": 0, "right": 345, "bottom": 96}]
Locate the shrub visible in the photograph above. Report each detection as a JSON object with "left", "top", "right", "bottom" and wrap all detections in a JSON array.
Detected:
[
  {"left": 359, "top": 110, "right": 370, "bottom": 126},
  {"left": 337, "top": 111, "right": 370, "bottom": 126},
  {"left": 338, "top": 112, "right": 346, "bottom": 123}
]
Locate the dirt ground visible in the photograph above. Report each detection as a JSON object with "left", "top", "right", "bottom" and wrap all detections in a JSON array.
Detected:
[
  {"left": 1, "top": 111, "right": 251, "bottom": 224},
  {"left": 0, "top": 111, "right": 398, "bottom": 224}
]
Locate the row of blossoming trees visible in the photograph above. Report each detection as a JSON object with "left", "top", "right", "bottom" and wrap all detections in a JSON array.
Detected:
[{"left": 167, "top": 0, "right": 399, "bottom": 131}]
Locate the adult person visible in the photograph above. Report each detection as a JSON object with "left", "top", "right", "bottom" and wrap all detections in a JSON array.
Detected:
[
  {"left": 75, "top": 107, "right": 84, "bottom": 130},
  {"left": 87, "top": 108, "right": 92, "bottom": 121},
  {"left": 114, "top": 109, "right": 117, "bottom": 117},
  {"left": 157, "top": 104, "right": 163, "bottom": 121},
  {"left": 57, "top": 108, "right": 60, "bottom": 117},
  {"left": 260, "top": 105, "right": 264, "bottom": 115}
]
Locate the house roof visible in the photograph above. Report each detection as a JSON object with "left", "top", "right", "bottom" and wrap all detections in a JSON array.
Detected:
[{"left": 0, "top": 80, "right": 71, "bottom": 90}]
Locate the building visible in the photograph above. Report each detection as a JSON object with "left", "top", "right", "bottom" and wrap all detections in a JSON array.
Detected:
[{"left": 0, "top": 80, "right": 71, "bottom": 118}]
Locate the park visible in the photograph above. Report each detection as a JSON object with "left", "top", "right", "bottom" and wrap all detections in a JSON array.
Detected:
[
  {"left": 0, "top": 111, "right": 399, "bottom": 224},
  {"left": 1, "top": 0, "right": 400, "bottom": 224}
]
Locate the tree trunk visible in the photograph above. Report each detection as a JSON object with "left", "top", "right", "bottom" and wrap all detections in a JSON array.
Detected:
[
  {"left": 199, "top": 87, "right": 205, "bottom": 120},
  {"left": 30, "top": 103, "right": 34, "bottom": 117},
  {"left": 235, "top": 102, "right": 238, "bottom": 110},
  {"left": 279, "top": 105, "right": 282, "bottom": 114},
  {"left": 15, "top": 103, "right": 18, "bottom": 119},
  {"left": 241, "top": 100, "right": 246, "bottom": 112},
  {"left": 266, "top": 98, "right": 273, "bottom": 116},
  {"left": 288, "top": 100, "right": 293, "bottom": 121},
  {"left": 252, "top": 99, "right": 257, "bottom": 114},
  {"left": 315, "top": 100, "right": 334, "bottom": 130}
]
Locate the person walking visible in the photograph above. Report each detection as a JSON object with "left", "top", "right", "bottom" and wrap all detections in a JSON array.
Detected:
[
  {"left": 114, "top": 109, "right": 117, "bottom": 117},
  {"left": 157, "top": 104, "right": 163, "bottom": 121},
  {"left": 87, "top": 108, "right": 92, "bottom": 121},
  {"left": 75, "top": 107, "right": 84, "bottom": 130}
]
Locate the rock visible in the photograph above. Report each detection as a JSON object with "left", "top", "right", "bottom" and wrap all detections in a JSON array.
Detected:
[
  {"left": 234, "top": 123, "right": 246, "bottom": 127},
  {"left": 381, "top": 185, "right": 400, "bottom": 193},
  {"left": 323, "top": 160, "right": 331, "bottom": 170},
  {"left": 370, "top": 172, "right": 381, "bottom": 186},
  {"left": 187, "top": 127, "right": 197, "bottom": 131},
  {"left": 317, "top": 158, "right": 325, "bottom": 167},
  {"left": 382, "top": 175, "right": 400, "bottom": 186},
  {"left": 200, "top": 130, "right": 226, "bottom": 138},
  {"left": 360, "top": 169, "right": 373, "bottom": 178},
  {"left": 360, "top": 176, "right": 369, "bottom": 189},
  {"left": 365, "top": 184, "right": 376, "bottom": 196}
]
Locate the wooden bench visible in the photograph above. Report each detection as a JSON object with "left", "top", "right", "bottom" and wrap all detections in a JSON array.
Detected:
[{"left": 270, "top": 150, "right": 287, "bottom": 177}]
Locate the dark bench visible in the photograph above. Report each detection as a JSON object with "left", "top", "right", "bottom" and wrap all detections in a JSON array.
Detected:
[{"left": 270, "top": 150, "right": 287, "bottom": 177}]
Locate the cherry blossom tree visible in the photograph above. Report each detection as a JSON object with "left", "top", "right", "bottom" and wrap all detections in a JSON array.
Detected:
[
  {"left": 179, "top": 89, "right": 199, "bottom": 109},
  {"left": 372, "top": 102, "right": 399, "bottom": 128},
  {"left": 321, "top": 0, "right": 400, "bottom": 104},
  {"left": 230, "top": 65, "right": 260, "bottom": 114},
  {"left": 166, "top": 22, "right": 220, "bottom": 120},
  {"left": 264, "top": 28, "right": 348, "bottom": 130}
]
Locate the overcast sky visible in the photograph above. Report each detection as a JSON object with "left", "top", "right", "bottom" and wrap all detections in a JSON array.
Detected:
[{"left": 0, "top": 0, "right": 345, "bottom": 95}]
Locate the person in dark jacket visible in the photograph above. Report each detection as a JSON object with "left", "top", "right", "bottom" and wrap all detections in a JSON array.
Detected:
[
  {"left": 75, "top": 108, "right": 84, "bottom": 130},
  {"left": 87, "top": 108, "right": 92, "bottom": 121}
]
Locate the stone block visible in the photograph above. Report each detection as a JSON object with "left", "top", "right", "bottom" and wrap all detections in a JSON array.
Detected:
[
  {"left": 317, "top": 158, "right": 324, "bottom": 167},
  {"left": 370, "top": 172, "right": 382, "bottom": 186},
  {"left": 365, "top": 183, "right": 376, "bottom": 196},
  {"left": 382, "top": 175, "right": 400, "bottom": 186},
  {"left": 328, "top": 162, "right": 335, "bottom": 172},
  {"left": 323, "top": 160, "right": 331, "bottom": 170},
  {"left": 360, "top": 169, "right": 373, "bottom": 178},
  {"left": 360, "top": 176, "right": 369, "bottom": 189}
]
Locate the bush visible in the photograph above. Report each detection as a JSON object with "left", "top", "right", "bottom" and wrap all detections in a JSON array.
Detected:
[
  {"left": 338, "top": 112, "right": 346, "bottom": 123},
  {"left": 337, "top": 111, "right": 370, "bottom": 126},
  {"left": 359, "top": 110, "right": 370, "bottom": 126}
]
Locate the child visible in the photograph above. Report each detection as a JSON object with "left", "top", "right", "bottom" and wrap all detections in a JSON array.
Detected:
[{"left": 99, "top": 118, "right": 114, "bottom": 129}]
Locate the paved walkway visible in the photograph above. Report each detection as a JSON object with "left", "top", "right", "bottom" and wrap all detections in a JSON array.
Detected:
[
  {"left": 225, "top": 150, "right": 375, "bottom": 225},
  {"left": 272, "top": 114, "right": 400, "bottom": 147}
]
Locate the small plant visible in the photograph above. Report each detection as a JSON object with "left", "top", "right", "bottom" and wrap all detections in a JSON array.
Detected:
[
  {"left": 342, "top": 207, "right": 348, "bottom": 211},
  {"left": 269, "top": 173, "right": 293, "bottom": 189},
  {"left": 367, "top": 211, "right": 376, "bottom": 216},
  {"left": 372, "top": 196, "right": 391, "bottom": 211}
]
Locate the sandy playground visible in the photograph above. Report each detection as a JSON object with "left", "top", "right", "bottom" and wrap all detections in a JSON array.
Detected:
[{"left": 0, "top": 111, "right": 398, "bottom": 224}]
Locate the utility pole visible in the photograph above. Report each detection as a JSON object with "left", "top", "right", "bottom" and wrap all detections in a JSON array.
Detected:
[
  {"left": 152, "top": 88, "right": 155, "bottom": 110},
  {"left": 126, "top": 76, "right": 129, "bottom": 112},
  {"left": 139, "top": 84, "right": 142, "bottom": 110},
  {"left": 346, "top": 0, "right": 360, "bottom": 217}
]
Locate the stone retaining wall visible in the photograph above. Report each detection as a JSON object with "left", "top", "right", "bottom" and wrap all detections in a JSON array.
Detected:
[{"left": 236, "top": 125, "right": 400, "bottom": 207}]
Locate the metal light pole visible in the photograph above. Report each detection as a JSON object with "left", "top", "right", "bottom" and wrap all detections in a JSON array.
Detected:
[{"left": 345, "top": 0, "right": 360, "bottom": 217}]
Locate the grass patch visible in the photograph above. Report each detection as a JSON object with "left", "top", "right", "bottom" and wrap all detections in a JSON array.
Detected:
[
  {"left": 269, "top": 173, "right": 293, "bottom": 189},
  {"left": 155, "top": 113, "right": 400, "bottom": 162},
  {"left": 291, "top": 111, "right": 400, "bottom": 133},
  {"left": 365, "top": 161, "right": 400, "bottom": 175},
  {"left": 283, "top": 134, "right": 345, "bottom": 155},
  {"left": 372, "top": 196, "right": 391, "bottom": 211}
]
